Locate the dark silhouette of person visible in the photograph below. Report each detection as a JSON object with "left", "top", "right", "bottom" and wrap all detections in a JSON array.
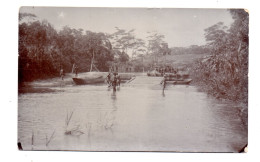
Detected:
[
  {"left": 60, "top": 68, "right": 65, "bottom": 80},
  {"left": 112, "top": 73, "right": 117, "bottom": 91},
  {"left": 106, "top": 73, "right": 111, "bottom": 86},
  {"left": 74, "top": 65, "right": 78, "bottom": 77}
]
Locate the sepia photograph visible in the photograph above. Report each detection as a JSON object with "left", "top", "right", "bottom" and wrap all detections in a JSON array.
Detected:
[{"left": 18, "top": 7, "right": 248, "bottom": 152}]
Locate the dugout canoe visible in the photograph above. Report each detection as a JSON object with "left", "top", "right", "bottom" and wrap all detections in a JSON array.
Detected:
[
  {"left": 166, "top": 79, "right": 192, "bottom": 85},
  {"left": 72, "top": 72, "right": 135, "bottom": 85}
]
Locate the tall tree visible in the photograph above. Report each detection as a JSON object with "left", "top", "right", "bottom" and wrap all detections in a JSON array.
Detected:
[
  {"left": 131, "top": 38, "right": 146, "bottom": 59},
  {"left": 146, "top": 32, "right": 166, "bottom": 64},
  {"left": 83, "top": 31, "right": 113, "bottom": 71},
  {"left": 19, "top": 18, "right": 59, "bottom": 81},
  {"left": 110, "top": 27, "right": 136, "bottom": 55},
  {"left": 192, "top": 9, "right": 248, "bottom": 102}
]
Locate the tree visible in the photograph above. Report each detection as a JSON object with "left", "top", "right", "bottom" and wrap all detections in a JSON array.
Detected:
[
  {"left": 110, "top": 27, "right": 136, "bottom": 54},
  {"left": 204, "top": 22, "right": 229, "bottom": 54},
  {"left": 19, "top": 17, "right": 60, "bottom": 82},
  {"left": 131, "top": 38, "right": 147, "bottom": 59},
  {"left": 19, "top": 13, "right": 114, "bottom": 83},
  {"left": 146, "top": 32, "right": 166, "bottom": 64},
  {"left": 83, "top": 31, "right": 113, "bottom": 71},
  {"left": 191, "top": 9, "right": 248, "bottom": 102}
]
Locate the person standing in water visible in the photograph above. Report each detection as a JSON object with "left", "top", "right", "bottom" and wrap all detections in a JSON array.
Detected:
[
  {"left": 60, "top": 68, "right": 65, "bottom": 80},
  {"left": 112, "top": 73, "right": 117, "bottom": 91},
  {"left": 162, "top": 74, "right": 167, "bottom": 91},
  {"left": 106, "top": 72, "right": 112, "bottom": 87},
  {"left": 74, "top": 64, "right": 78, "bottom": 77},
  {"left": 117, "top": 74, "right": 121, "bottom": 87}
]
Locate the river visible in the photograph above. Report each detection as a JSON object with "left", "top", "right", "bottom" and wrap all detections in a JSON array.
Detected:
[{"left": 18, "top": 74, "right": 247, "bottom": 152}]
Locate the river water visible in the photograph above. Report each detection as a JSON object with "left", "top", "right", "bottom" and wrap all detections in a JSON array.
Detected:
[{"left": 18, "top": 75, "right": 247, "bottom": 152}]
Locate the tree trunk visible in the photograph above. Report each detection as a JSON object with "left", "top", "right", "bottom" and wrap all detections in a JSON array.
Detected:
[{"left": 237, "top": 41, "right": 242, "bottom": 68}]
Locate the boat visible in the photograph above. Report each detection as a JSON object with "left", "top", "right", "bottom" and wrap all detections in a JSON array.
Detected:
[
  {"left": 161, "top": 72, "right": 192, "bottom": 85},
  {"left": 119, "top": 73, "right": 136, "bottom": 82},
  {"left": 72, "top": 50, "right": 110, "bottom": 85},
  {"left": 166, "top": 79, "right": 192, "bottom": 85},
  {"left": 147, "top": 65, "right": 178, "bottom": 77},
  {"left": 72, "top": 72, "right": 107, "bottom": 85},
  {"left": 71, "top": 39, "right": 136, "bottom": 85},
  {"left": 72, "top": 72, "right": 135, "bottom": 85}
]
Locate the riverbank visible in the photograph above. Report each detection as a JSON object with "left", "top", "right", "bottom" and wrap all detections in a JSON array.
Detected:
[
  {"left": 18, "top": 72, "right": 147, "bottom": 94},
  {"left": 18, "top": 73, "right": 75, "bottom": 94},
  {"left": 190, "top": 80, "right": 248, "bottom": 130}
]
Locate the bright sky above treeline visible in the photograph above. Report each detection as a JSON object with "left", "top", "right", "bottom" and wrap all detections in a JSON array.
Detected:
[{"left": 20, "top": 7, "right": 234, "bottom": 48}]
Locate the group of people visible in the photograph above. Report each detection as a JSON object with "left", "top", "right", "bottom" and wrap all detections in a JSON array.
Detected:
[
  {"left": 106, "top": 72, "right": 121, "bottom": 91},
  {"left": 60, "top": 64, "right": 79, "bottom": 80},
  {"left": 157, "top": 66, "right": 178, "bottom": 76}
]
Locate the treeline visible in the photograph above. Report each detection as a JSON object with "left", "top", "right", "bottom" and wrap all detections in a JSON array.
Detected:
[
  {"left": 19, "top": 14, "right": 115, "bottom": 82},
  {"left": 171, "top": 45, "right": 210, "bottom": 55},
  {"left": 19, "top": 14, "right": 173, "bottom": 82},
  {"left": 190, "top": 9, "right": 248, "bottom": 103}
]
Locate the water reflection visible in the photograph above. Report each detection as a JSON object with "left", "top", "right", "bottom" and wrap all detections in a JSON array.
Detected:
[
  {"left": 162, "top": 90, "right": 165, "bottom": 97},
  {"left": 18, "top": 76, "right": 247, "bottom": 152},
  {"left": 111, "top": 91, "right": 117, "bottom": 100}
]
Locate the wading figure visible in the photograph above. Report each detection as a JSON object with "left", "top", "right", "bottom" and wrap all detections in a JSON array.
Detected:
[
  {"left": 74, "top": 65, "right": 78, "bottom": 77},
  {"left": 112, "top": 73, "right": 118, "bottom": 91},
  {"left": 162, "top": 74, "right": 167, "bottom": 92},
  {"left": 106, "top": 72, "right": 112, "bottom": 87},
  {"left": 60, "top": 68, "right": 65, "bottom": 80},
  {"left": 116, "top": 74, "right": 121, "bottom": 87}
]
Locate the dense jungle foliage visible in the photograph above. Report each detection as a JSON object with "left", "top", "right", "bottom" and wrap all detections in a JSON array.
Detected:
[
  {"left": 19, "top": 17, "right": 114, "bottom": 82},
  {"left": 189, "top": 9, "right": 248, "bottom": 103},
  {"left": 18, "top": 15, "right": 172, "bottom": 82}
]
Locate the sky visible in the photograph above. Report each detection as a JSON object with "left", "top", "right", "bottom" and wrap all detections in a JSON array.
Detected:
[{"left": 20, "top": 7, "right": 234, "bottom": 48}]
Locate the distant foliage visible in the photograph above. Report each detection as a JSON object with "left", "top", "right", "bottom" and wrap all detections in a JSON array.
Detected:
[
  {"left": 171, "top": 45, "right": 210, "bottom": 55},
  {"left": 19, "top": 15, "right": 113, "bottom": 82},
  {"left": 190, "top": 9, "right": 248, "bottom": 102}
]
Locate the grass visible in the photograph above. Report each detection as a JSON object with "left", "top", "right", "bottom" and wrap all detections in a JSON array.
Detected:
[
  {"left": 64, "top": 109, "right": 84, "bottom": 136},
  {"left": 46, "top": 129, "right": 56, "bottom": 146},
  {"left": 31, "top": 131, "right": 34, "bottom": 150},
  {"left": 97, "top": 111, "right": 115, "bottom": 130}
]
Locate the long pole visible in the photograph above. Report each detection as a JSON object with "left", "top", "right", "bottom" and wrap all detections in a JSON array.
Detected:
[{"left": 90, "top": 50, "right": 94, "bottom": 72}]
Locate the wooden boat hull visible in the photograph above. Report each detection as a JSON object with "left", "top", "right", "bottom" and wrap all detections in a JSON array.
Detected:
[
  {"left": 166, "top": 79, "right": 192, "bottom": 85},
  {"left": 72, "top": 72, "right": 135, "bottom": 85},
  {"left": 119, "top": 73, "right": 135, "bottom": 80},
  {"left": 72, "top": 76, "right": 105, "bottom": 85}
]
